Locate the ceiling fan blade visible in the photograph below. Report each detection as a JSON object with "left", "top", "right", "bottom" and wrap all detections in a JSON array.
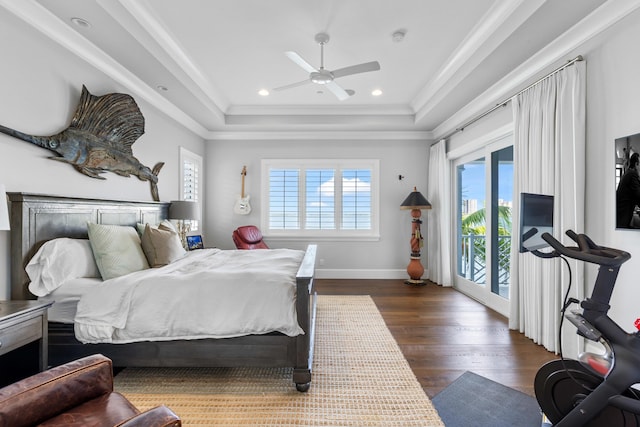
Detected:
[
  {"left": 285, "top": 51, "right": 317, "bottom": 73},
  {"left": 325, "top": 81, "right": 350, "bottom": 101},
  {"left": 331, "top": 61, "right": 380, "bottom": 79},
  {"left": 273, "top": 79, "right": 311, "bottom": 92}
]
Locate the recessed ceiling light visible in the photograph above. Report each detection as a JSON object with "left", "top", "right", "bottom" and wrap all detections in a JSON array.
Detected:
[
  {"left": 372, "top": 89, "right": 383, "bottom": 96},
  {"left": 156, "top": 85, "right": 168, "bottom": 92},
  {"left": 258, "top": 89, "right": 269, "bottom": 96},
  {"left": 70, "top": 17, "right": 91, "bottom": 29}
]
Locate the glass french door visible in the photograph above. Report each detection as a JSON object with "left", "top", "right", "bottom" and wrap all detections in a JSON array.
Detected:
[{"left": 454, "top": 137, "right": 513, "bottom": 315}]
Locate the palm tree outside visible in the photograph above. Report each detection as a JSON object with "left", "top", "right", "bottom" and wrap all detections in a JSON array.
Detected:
[{"left": 459, "top": 205, "right": 512, "bottom": 296}]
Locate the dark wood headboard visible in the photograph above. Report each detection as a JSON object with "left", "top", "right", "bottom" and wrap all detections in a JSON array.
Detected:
[{"left": 8, "top": 193, "right": 169, "bottom": 300}]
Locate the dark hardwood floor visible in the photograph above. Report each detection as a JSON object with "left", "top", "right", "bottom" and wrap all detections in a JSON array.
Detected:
[{"left": 315, "top": 279, "right": 558, "bottom": 398}]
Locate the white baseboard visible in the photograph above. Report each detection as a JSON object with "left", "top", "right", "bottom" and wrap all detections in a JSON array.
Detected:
[{"left": 315, "top": 268, "right": 430, "bottom": 280}]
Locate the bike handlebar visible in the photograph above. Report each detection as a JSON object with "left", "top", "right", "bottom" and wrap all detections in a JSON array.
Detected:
[{"left": 541, "top": 230, "right": 631, "bottom": 267}]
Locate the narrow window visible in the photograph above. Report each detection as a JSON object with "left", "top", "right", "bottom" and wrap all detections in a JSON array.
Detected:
[{"left": 179, "top": 147, "right": 203, "bottom": 231}]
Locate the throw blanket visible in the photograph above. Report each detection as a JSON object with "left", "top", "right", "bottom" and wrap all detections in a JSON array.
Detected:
[{"left": 74, "top": 248, "right": 305, "bottom": 343}]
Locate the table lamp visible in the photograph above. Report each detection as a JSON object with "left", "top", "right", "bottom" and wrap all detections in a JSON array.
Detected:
[
  {"left": 400, "top": 187, "right": 432, "bottom": 285},
  {"left": 169, "top": 200, "right": 200, "bottom": 249}
]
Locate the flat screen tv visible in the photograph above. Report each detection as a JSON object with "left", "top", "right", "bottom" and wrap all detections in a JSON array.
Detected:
[{"left": 519, "top": 192, "right": 554, "bottom": 252}]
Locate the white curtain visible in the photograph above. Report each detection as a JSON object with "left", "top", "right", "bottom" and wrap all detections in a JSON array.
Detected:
[
  {"left": 427, "top": 140, "right": 452, "bottom": 287},
  {"left": 509, "top": 61, "right": 586, "bottom": 354}
]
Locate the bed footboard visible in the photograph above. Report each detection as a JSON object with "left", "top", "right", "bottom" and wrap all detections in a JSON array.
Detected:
[{"left": 293, "top": 244, "right": 317, "bottom": 392}]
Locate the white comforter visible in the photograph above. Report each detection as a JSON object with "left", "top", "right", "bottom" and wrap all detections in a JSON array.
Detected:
[{"left": 74, "top": 248, "right": 305, "bottom": 344}]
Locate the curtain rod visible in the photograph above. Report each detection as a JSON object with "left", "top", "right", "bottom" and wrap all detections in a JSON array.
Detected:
[{"left": 441, "top": 55, "right": 584, "bottom": 141}]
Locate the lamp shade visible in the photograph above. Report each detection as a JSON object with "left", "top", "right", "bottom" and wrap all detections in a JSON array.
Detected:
[
  {"left": 169, "top": 200, "right": 201, "bottom": 220},
  {"left": 0, "top": 184, "right": 9, "bottom": 230},
  {"left": 400, "top": 187, "right": 432, "bottom": 210}
]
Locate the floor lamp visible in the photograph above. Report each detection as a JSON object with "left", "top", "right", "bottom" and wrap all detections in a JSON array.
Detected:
[
  {"left": 169, "top": 200, "right": 201, "bottom": 249},
  {"left": 400, "top": 187, "right": 432, "bottom": 285}
]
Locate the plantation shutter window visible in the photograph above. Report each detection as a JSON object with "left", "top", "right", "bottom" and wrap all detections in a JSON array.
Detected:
[{"left": 262, "top": 159, "right": 379, "bottom": 239}]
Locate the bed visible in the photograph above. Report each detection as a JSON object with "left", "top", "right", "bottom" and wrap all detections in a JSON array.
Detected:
[{"left": 8, "top": 192, "right": 317, "bottom": 391}]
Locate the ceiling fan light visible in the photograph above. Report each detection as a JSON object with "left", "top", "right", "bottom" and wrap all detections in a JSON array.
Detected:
[{"left": 310, "top": 71, "right": 333, "bottom": 85}]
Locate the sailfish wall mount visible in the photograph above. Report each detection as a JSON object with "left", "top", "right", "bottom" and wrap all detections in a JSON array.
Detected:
[{"left": 0, "top": 85, "right": 164, "bottom": 201}]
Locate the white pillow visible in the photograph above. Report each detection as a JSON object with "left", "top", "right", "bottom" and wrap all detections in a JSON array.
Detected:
[
  {"left": 27, "top": 238, "right": 100, "bottom": 297},
  {"left": 87, "top": 223, "right": 149, "bottom": 280}
]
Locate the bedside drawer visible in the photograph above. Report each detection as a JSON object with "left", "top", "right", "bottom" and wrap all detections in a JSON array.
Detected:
[{"left": 0, "top": 317, "right": 43, "bottom": 357}]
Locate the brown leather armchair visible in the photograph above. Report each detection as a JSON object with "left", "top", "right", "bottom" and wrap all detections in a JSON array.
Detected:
[
  {"left": 0, "top": 354, "right": 180, "bottom": 427},
  {"left": 232, "top": 225, "right": 269, "bottom": 249}
]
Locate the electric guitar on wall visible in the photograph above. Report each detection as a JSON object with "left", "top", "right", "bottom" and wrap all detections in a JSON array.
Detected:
[{"left": 234, "top": 166, "right": 251, "bottom": 215}]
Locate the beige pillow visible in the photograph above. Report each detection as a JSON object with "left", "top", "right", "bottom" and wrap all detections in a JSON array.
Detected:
[
  {"left": 136, "top": 220, "right": 177, "bottom": 236},
  {"left": 141, "top": 223, "right": 186, "bottom": 267},
  {"left": 87, "top": 223, "right": 149, "bottom": 280}
]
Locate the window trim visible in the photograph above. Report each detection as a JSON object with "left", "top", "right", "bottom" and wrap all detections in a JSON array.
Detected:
[{"left": 261, "top": 159, "right": 380, "bottom": 241}]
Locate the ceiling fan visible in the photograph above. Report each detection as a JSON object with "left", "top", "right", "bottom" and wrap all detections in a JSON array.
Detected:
[{"left": 273, "top": 32, "right": 380, "bottom": 101}]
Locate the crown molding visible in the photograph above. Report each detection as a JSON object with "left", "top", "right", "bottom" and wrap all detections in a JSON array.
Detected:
[
  {"left": 0, "top": 0, "right": 210, "bottom": 139},
  {"left": 433, "top": 0, "right": 640, "bottom": 140},
  {"left": 206, "top": 130, "right": 433, "bottom": 141},
  {"left": 412, "top": 0, "right": 544, "bottom": 121},
  {"left": 7, "top": 0, "right": 633, "bottom": 142},
  {"left": 226, "top": 103, "right": 413, "bottom": 116},
  {"left": 113, "top": 0, "right": 228, "bottom": 119}
]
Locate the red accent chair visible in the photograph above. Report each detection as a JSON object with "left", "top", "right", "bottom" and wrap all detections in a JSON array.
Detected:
[
  {"left": 0, "top": 354, "right": 181, "bottom": 427},
  {"left": 232, "top": 225, "right": 269, "bottom": 250}
]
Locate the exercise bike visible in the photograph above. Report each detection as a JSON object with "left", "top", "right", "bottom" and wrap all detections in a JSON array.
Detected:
[{"left": 532, "top": 230, "right": 640, "bottom": 426}]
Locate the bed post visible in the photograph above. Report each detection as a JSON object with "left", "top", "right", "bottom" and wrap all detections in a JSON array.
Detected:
[
  {"left": 8, "top": 193, "right": 33, "bottom": 300},
  {"left": 293, "top": 244, "right": 317, "bottom": 392}
]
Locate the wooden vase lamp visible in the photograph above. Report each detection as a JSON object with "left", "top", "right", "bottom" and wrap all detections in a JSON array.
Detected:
[{"left": 400, "top": 187, "right": 432, "bottom": 286}]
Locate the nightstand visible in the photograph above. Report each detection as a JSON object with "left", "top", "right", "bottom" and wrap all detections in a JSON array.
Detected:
[{"left": 0, "top": 300, "right": 53, "bottom": 386}]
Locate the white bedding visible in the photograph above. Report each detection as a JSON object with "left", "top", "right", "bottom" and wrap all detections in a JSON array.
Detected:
[
  {"left": 38, "top": 278, "right": 103, "bottom": 323},
  {"left": 74, "top": 248, "right": 305, "bottom": 344}
]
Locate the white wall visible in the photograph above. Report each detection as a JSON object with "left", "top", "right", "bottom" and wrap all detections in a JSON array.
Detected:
[
  {"left": 0, "top": 11, "right": 205, "bottom": 299},
  {"left": 204, "top": 138, "right": 430, "bottom": 278},
  {"left": 584, "top": 9, "right": 640, "bottom": 330}
]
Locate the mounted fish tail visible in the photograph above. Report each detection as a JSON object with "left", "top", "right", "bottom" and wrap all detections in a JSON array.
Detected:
[
  {"left": 148, "top": 162, "right": 164, "bottom": 202},
  {"left": 0, "top": 85, "right": 164, "bottom": 201}
]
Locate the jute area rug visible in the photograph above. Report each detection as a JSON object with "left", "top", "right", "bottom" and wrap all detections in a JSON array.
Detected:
[{"left": 114, "top": 295, "right": 444, "bottom": 426}]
